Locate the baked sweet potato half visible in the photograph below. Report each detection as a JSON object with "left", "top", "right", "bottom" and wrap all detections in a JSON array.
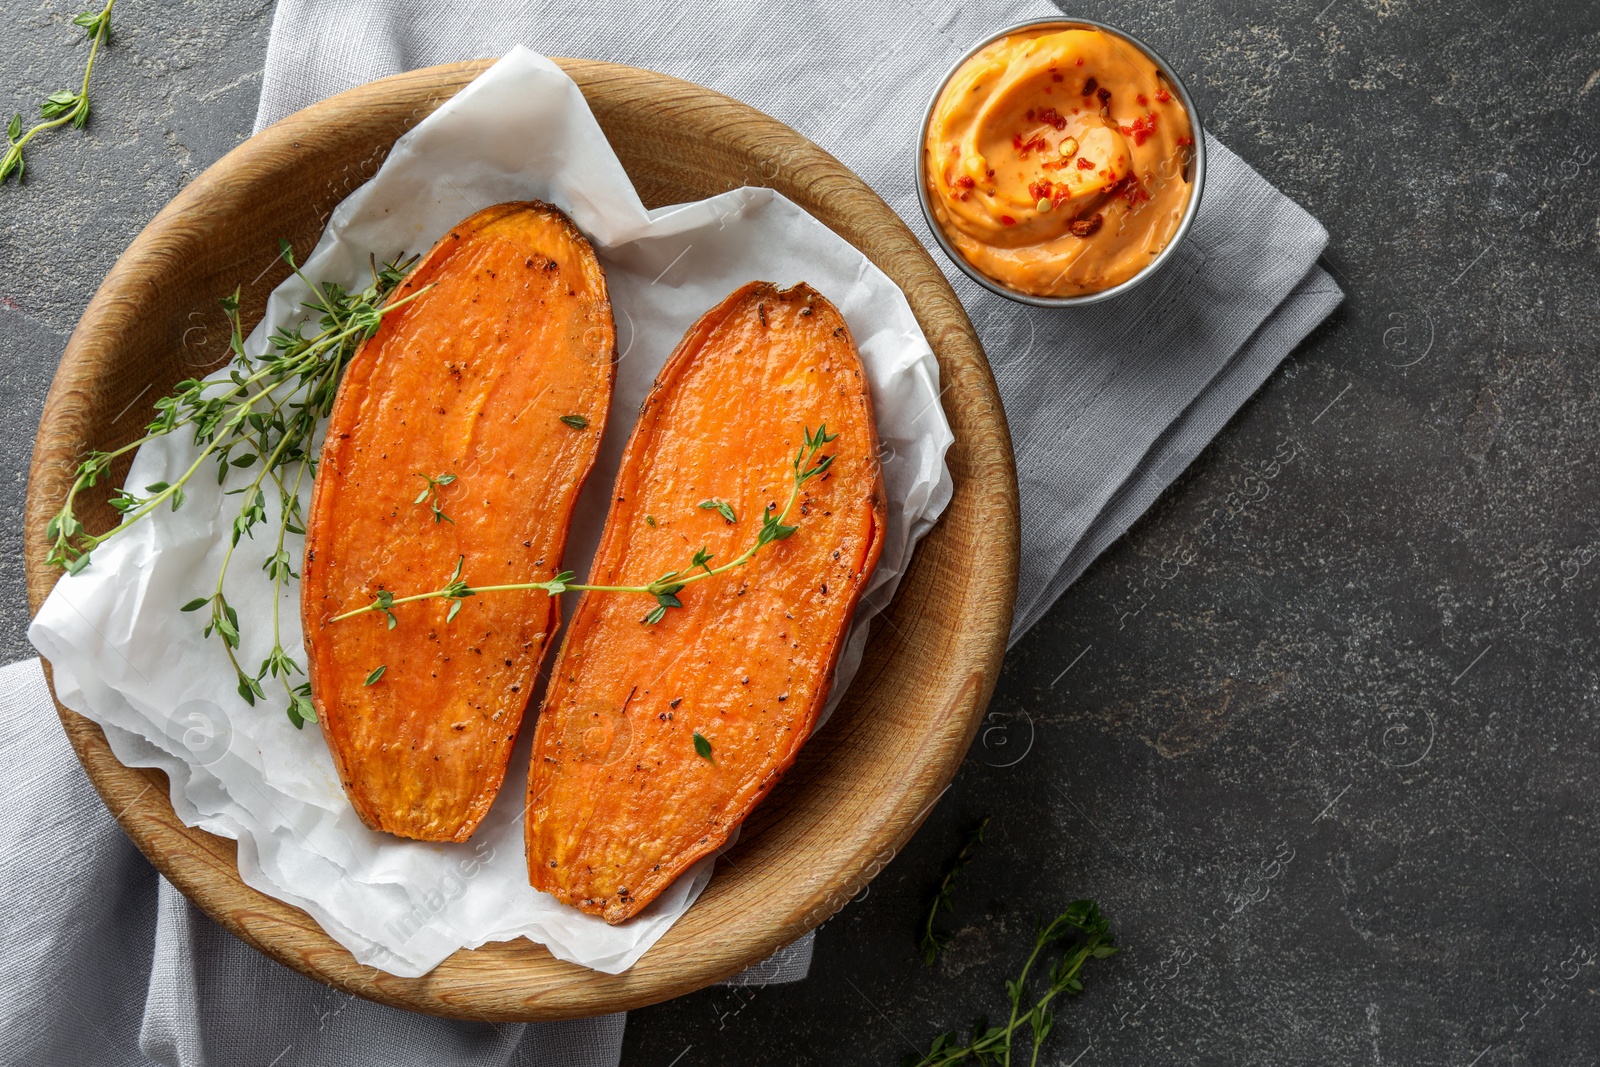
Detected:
[
  {"left": 525, "top": 281, "right": 886, "bottom": 922},
  {"left": 303, "top": 201, "right": 615, "bottom": 842}
]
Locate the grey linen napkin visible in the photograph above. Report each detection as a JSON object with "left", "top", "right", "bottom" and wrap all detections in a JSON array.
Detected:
[
  {"left": 0, "top": 657, "right": 628, "bottom": 1067},
  {"left": 3, "top": 0, "right": 1341, "bottom": 1062}
]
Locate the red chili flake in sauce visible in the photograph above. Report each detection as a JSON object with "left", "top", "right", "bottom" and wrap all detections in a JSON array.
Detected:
[
  {"left": 1076, "top": 157, "right": 1095, "bottom": 170},
  {"left": 1082, "top": 76, "right": 1098, "bottom": 96},
  {"left": 1123, "top": 113, "right": 1159, "bottom": 146},
  {"left": 1155, "top": 87, "right": 1172, "bottom": 103},
  {"left": 1075, "top": 57, "right": 1084, "bottom": 66},
  {"left": 1175, "top": 135, "right": 1195, "bottom": 147},
  {"left": 1037, "top": 107, "right": 1067, "bottom": 130},
  {"left": 1001, "top": 215, "right": 1017, "bottom": 226},
  {"left": 1015, "top": 134, "right": 1048, "bottom": 157},
  {"left": 954, "top": 175, "right": 976, "bottom": 189},
  {"left": 1137, "top": 94, "right": 1149, "bottom": 106},
  {"left": 1051, "top": 72, "right": 1064, "bottom": 82},
  {"left": 1025, "top": 108, "right": 1036, "bottom": 121},
  {"left": 1027, "top": 179, "right": 1054, "bottom": 201}
]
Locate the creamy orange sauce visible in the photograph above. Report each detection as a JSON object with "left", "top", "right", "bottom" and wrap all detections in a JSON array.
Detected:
[{"left": 924, "top": 26, "right": 1197, "bottom": 298}]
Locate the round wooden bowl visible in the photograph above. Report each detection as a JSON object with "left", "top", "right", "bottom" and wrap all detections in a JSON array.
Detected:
[{"left": 23, "top": 59, "right": 1018, "bottom": 1020}]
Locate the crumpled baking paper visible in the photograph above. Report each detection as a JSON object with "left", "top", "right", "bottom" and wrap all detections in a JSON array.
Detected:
[{"left": 30, "top": 47, "right": 953, "bottom": 977}]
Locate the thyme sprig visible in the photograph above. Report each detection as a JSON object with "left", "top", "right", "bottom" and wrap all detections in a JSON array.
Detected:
[
  {"left": 414, "top": 471, "right": 456, "bottom": 524},
  {"left": 49, "top": 244, "right": 427, "bottom": 726},
  {"left": 908, "top": 901, "right": 1119, "bottom": 1067},
  {"left": 2, "top": 0, "right": 116, "bottom": 184},
  {"left": 331, "top": 424, "right": 838, "bottom": 628},
  {"left": 922, "top": 816, "right": 990, "bottom": 966}
]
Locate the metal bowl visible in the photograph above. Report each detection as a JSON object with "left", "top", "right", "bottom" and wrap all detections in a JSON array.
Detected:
[{"left": 915, "top": 16, "right": 1208, "bottom": 308}]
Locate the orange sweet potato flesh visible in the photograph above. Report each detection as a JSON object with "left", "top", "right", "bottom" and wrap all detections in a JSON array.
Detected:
[
  {"left": 303, "top": 201, "right": 615, "bottom": 842},
  {"left": 525, "top": 281, "right": 886, "bottom": 923}
]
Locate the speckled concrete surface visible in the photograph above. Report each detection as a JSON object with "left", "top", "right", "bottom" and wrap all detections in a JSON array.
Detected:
[{"left": 3, "top": 0, "right": 1598, "bottom": 1064}]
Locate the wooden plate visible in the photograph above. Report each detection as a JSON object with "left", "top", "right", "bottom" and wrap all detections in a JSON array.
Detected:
[{"left": 23, "top": 59, "right": 1018, "bottom": 1021}]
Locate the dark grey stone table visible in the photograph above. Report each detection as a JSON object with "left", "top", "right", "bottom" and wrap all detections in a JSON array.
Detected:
[{"left": 4, "top": 0, "right": 1597, "bottom": 1063}]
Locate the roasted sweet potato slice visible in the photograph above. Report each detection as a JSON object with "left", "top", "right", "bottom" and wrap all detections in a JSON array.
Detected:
[
  {"left": 525, "top": 281, "right": 886, "bottom": 922},
  {"left": 303, "top": 201, "right": 615, "bottom": 842}
]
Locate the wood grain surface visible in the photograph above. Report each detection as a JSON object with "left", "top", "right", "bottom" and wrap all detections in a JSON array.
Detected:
[{"left": 22, "top": 59, "right": 1018, "bottom": 1021}]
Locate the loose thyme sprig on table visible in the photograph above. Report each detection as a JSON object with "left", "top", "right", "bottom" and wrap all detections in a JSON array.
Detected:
[
  {"left": 908, "top": 900, "right": 1120, "bottom": 1067},
  {"left": 332, "top": 424, "right": 838, "bottom": 628},
  {"left": 47, "top": 243, "right": 428, "bottom": 727},
  {"left": 2, "top": 0, "right": 117, "bottom": 185},
  {"left": 921, "top": 816, "right": 990, "bottom": 966}
]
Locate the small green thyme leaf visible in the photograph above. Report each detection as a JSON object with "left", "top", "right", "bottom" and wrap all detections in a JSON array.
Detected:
[
  {"left": 287, "top": 682, "right": 317, "bottom": 729},
  {"left": 559, "top": 414, "right": 588, "bottom": 430},
  {"left": 180, "top": 597, "right": 209, "bottom": 612},
  {"left": 698, "top": 498, "right": 737, "bottom": 524},
  {"left": 645, "top": 515, "right": 657, "bottom": 527},
  {"left": 693, "top": 732, "right": 713, "bottom": 761},
  {"left": 40, "top": 90, "right": 79, "bottom": 120},
  {"left": 364, "top": 665, "right": 386, "bottom": 686}
]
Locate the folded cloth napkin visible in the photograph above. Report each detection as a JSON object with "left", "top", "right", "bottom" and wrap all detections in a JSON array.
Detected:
[{"left": 3, "top": 0, "right": 1341, "bottom": 1062}]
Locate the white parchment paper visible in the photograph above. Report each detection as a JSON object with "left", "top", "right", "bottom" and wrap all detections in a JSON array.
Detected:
[{"left": 29, "top": 48, "right": 953, "bottom": 977}]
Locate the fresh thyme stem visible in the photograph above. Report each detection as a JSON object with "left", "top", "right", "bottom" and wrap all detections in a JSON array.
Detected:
[
  {"left": 2, "top": 0, "right": 117, "bottom": 184},
  {"left": 266, "top": 457, "right": 315, "bottom": 724},
  {"left": 921, "top": 816, "right": 989, "bottom": 966},
  {"left": 59, "top": 243, "right": 425, "bottom": 725},
  {"left": 1001, "top": 927, "right": 1051, "bottom": 1067},
  {"left": 907, "top": 901, "right": 1119, "bottom": 1067},
  {"left": 331, "top": 424, "right": 840, "bottom": 627}
]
